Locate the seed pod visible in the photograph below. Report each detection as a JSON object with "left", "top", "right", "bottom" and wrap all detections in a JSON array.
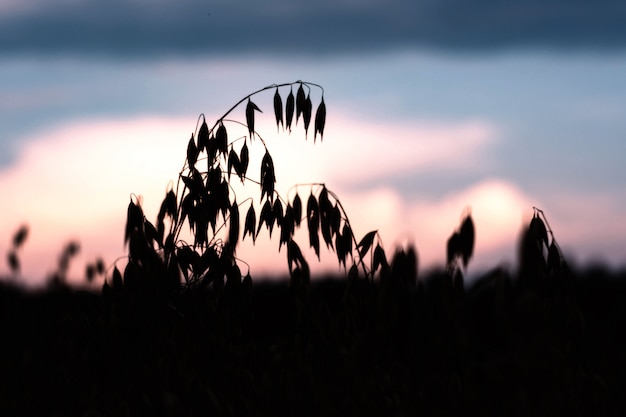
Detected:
[
  {"left": 292, "top": 193, "right": 302, "bottom": 226},
  {"left": 243, "top": 202, "right": 256, "bottom": 243},
  {"left": 314, "top": 97, "right": 326, "bottom": 142},
  {"left": 286, "top": 88, "right": 295, "bottom": 131},
  {"left": 303, "top": 94, "right": 312, "bottom": 137},
  {"left": 296, "top": 83, "right": 306, "bottom": 125},
  {"left": 459, "top": 214, "right": 475, "bottom": 268},
  {"left": 246, "top": 99, "right": 261, "bottom": 139},
  {"left": 239, "top": 141, "right": 249, "bottom": 180},
  {"left": 198, "top": 119, "right": 209, "bottom": 151},
  {"left": 229, "top": 201, "right": 240, "bottom": 251},
  {"left": 273, "top": 87, "right": 283, "bottom": 130}
]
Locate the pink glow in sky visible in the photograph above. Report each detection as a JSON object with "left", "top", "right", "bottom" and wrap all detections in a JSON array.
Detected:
[{"left": 0, "top": 110, "right": 623, "bottom": 287}]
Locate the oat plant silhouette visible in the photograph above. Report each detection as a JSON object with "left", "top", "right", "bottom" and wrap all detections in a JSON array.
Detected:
[
  {"left": 6, "top": 224, "right": 28, "bottom": 278},
  {"left": 112, "top": 81, "right": 389, "bottom": 298}
]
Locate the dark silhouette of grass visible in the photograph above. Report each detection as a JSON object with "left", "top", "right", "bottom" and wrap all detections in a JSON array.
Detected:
[
  {"left": 1, "top": 265, "right": 626, "bottom": 416},
  {"left": 1, "top": 82, "right": 625, "bottom": 415}
]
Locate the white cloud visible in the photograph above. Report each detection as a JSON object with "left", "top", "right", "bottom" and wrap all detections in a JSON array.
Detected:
[
  {"left": 0, "top": 117, "right": 189, "bottom": 285},
  {"left": 238, "top": 114, "right": 498, "bottom": 189}
]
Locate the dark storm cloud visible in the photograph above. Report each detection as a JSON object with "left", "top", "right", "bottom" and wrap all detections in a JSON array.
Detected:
[{"left": 2, "top": 0, "right": 626, "bottom": 57}]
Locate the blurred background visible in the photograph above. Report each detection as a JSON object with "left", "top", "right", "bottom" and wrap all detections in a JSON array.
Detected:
[{"left": 1, "top": 0, "right": 625, "bottom": 286}]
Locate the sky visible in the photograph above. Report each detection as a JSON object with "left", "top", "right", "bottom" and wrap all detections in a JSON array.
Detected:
[{"left": 1, "top": 0, "right": 626, "bottom": 287}]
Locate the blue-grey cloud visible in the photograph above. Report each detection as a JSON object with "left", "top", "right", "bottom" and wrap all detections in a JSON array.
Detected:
[{"left": 2, "top": 0, "right": 626, "bottom": 58}]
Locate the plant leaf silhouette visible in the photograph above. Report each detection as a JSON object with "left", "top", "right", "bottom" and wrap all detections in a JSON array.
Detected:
[
  {"left": 296, "top": 83, "right": 306, "bottom": 125},
  {"left": 246, "top": 99, "right": 261, "bottom": 139},
  {"left": 548, "top": 240, "right": 561, "bottom": 273},
  {"left": 186, "top": 134, "right": 198, "bottom": 168},
  {"left": 177, "top": 246, "right": 198, "bottom": 280},
  {"left": 292, "top": 193, "right": 302, "bottom": 226},
  {"left": 314, "top": 97, "right": 326, "bottom": 142},
  {"left": 163, "top": 190, "right": 178, "bottom": 221},
  {"left": 335, "top": 229, "right": 345, "bottom": 267},
  {"left": 318, "top": 188, "right": 333, "bottom": 249},
  {"left": 307, "top": 193, "right": 319, "bottom": 229},
  {"left": 303, "top": 94, "right": 312, "bottom": 137},
  {"left": 218, "top": 179, "right": 231, "bottom": 220},
  {"left": 228, "top": 200, "right": 239, "bottom": 251},
  {"left": 144, "top": 220, "right": 160, "bottom": 249},
  {"left": 307, "top": 193, "right": 320, "bottom": 260},
  {"left": 124, "top": 198, "right": 144, "bottom": 246},
  {"left": 216, "top": 123, "right": 228, "bottom": 160},
  {"left": 198, "top": 119, "right": 209, "bottom": 151},
  {"left": 180, "top": 192, "right": 194, "bottom": 227},
  {"left": 330, "top": 204, "right": 341, "bottom": 236},
  {"left": 272, "top": 198, "right": 284, "bottom": 228},
  {"left": 373, "top": 244, "right": 389, "bottom": 275},
  {"left": 357, "top": 230, "right": 377, "bottom": 259},
  {"left": 459, "top": 214, "right": 475, "bottom": 268},
  {"left": 287, "top": 239, "right": 309, "bottom": 277},
  {"left": 207, "top": 165, "right": 221, "bottom": 192},
  {"left": 348, "top": 263, "right": 359, "bottom": 280},
  {"left": 180, "top": 174, "right": 199, "bottom": 197},
  {"left": 228, "top": 149, "right": 240, "bottom": 181},
  {"left": 112, "top": 266, "right": 123, "bottom": 291},
  {"left": 243, "top": 202, "right": 256, "bottom": 243},
  {"left": 7, "top": 251, "right": 19, "bottom": 273},
  {"left": 342, "top": 224, "right": 353, "bottom": 258},
  {"left": 96, "top": 258, "right": 105, "bottom": 274},
  {"left": 260, "top": 151, "right": 276, "bottom": 203},
  {"left": 257, "top": 200, "right": 274, "bottom": 238},
  {"left": 273, "top": 87, "right": 283, "bottom": 130},
  {"left": 207, "top": 133, "right": 217, "bottom": 162},
  {"left": 447, "top": 231, "right": 461, "bottom": 266},
  {"left": 286, "top": 88, "right": 295, "bottom": 131},
  {"left": 12, "top": 225, "right": 28, "bottom": 248},
  {"left": 530, "top": 215, "right": 548, "bottom": 248},
  {"left": 279, "top": 204, "right": 294, "bottom": 251},
  {"left": 86, "top": 264, "right": 95, "bottom": 282},
  {"left": 309, "top": 224, "right": 321, "bottom": 261},
  {"left": 239, "top": 141, "right": 249, "bottom": 181}
]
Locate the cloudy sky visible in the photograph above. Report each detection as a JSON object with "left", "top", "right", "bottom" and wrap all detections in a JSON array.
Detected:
[{"left": 1, "top": 0, "right": 625, "bottom": 286}]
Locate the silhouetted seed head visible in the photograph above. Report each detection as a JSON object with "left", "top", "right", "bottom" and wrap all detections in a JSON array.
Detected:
[
  {"left": 227, "top": 149, "right": 240, "bottom": 181},
  {"left": 12, "top": 225, "right": 28, "bottom": 249},
  {"left": 239, "top": 141, "right": 249, "bottom": 181},
  {"left": 243, "top": 202, "right": 256, "bottom": 243},
  {"left": 292, "top": 194, "right": 302, "bottom": 226},
  {"left": 273, "top": 87, "right": 284, "bottom": 130},
  {"left": 198, "top": 119, "right": 209, "bottom": 151},
  {"left": 314, "top": 97, "right": 326, "bottom": 142},
  {"left": 286, "top": 88, "right": 295, "bottom": 131},
  {"left": 228, "top": 201, "right": 240, "bottom": 252},
  {"left": 357, "top": 230, "right": 377, "bottom": 260},
  {"left": 216, "top": 123, "right": 228, "bottom": 159},
  {"left": 186, "top": 134, "right": 198, "bottom": 168},
  {"left": 459, "top": 214, "right": 475, "bottom": 268},
  {"left": 295, "top": 83, "right": 306, "bottom": 124},
  {"left": 530, "top": 215, "right": 549, "bottom": 249},
  {"left": 303, "top": 94, "right": 312, "bottom": 137},
  {"left": 246, "top": 99, "right": 261, "bottom": 140},
  {"left": 7, "top": 251, "right": 19, "bottom": 274},
  {"left": 260, "top": 152, "right": 275, "bottom": 203}
]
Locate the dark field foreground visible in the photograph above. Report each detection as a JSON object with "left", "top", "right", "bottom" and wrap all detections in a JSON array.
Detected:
[{"left": 2, "top": 267, "right": 626, "bottom": 416}]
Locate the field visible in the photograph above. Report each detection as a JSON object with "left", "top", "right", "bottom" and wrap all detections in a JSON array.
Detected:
[{"left": 2, "top": 265, "right": 626, "bottom": 416}]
